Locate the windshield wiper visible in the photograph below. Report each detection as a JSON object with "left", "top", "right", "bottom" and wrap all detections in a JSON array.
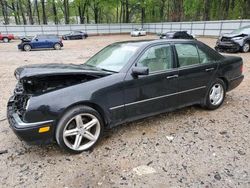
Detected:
[
  {"left": 99, "top": 68, "right": 118, "bottom": 73},
  {"left": 82, "top": 64, "right": 117, "bottom": 73}
]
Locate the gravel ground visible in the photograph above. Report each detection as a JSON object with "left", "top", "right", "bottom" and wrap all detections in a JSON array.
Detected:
[{"left": 0, "top": 35, "right": 249, "bottom": 188}]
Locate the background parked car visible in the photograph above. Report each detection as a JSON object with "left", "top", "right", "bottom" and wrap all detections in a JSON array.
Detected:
[
  {"left": 62, "top": 31, "right": 88, "bottom": 40},
  {"left": 160, "top": 31, "right": 194, "bottom": 39},
  {"left": 215, "top": 25, "right": 250, "bottom": 53},
  {"left": 131, "top": 28, "right": 147, "bottom": 37},
  {"left": 18, "top": 34, "right": 63, "bottom": 51},
  {"left": 0, "top": 33, "right": 14, "bottom": 42}
]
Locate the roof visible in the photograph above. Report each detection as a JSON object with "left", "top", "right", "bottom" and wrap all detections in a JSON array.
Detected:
[{"left": 112, "top": 39, "right": 196, "bottom": 47}]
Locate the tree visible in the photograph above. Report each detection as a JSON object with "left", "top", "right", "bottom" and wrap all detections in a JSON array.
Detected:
[
  {"left": 27, "top": 0, "right": 34, "bottom": 24},
  {"left": 52, "top": 0, "right": 59, "bottom": 24},
  {"left": 41, "top": 0, "right": 47, "bottom": 24},
  {"left": 64, "top": 0, "right": 70, "bottom": 24},
  {"left": 0, "top": 0, "right": 9, "bottom": 25},
  {"left": 34, "top": 0, "right": 40, "bottom": 24}
]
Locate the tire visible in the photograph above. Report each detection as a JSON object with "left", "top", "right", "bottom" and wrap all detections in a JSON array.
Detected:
[
  {"left": 241, "top": 42, "right": 250, "bottom": 53},
  {"left": 204, "top": 79, "right": 226, "bottom": 110},
  {"left": 3, "top": 37, "right": 9, "bottom": 43},
  {"left": 54, "top": 43, "right": 61, "bottom": 50},
  {"left": 56, "top": 106, "right": 104, "bottom": 154},
  {"left": 23, "top": 44, "right": 31, "bottom": 51}
]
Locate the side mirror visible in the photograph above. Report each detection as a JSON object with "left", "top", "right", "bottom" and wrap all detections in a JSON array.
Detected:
[
  {"left": 35, "top": 38, "right": 38, "bottom": 41},
  {"left": 132, "top": 67, "right": 149, "bottom": 77}
]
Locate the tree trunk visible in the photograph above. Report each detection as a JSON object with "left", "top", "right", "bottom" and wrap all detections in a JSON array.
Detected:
[
  {"left": 125, "top": 0, "right": 129, "bottom": 23},
  {"left": 160, "top": 0, "right": 166, "bottom": 21},
  {"left": 203, "top": 0, "right": 210, "bottom": 21},
  {"left": 0, "top": 0, "right": 9, "bottom": 25},
  {"left": 19, "top": 0, "right": 27, "bottom": 25},
  {"left": 27, "top": 0, "right": 34, "bottom": 24},
  {"left": 41, "top": 0, "right": 47, "bottom": 24},
  {"left": 223, "top": 0, "right": 230, "bottom": 19},
  {"left": 10, "top": 0, "right": 19, "bottom": 24},
  {"left": 93, "top": 0, "right": 99, "bottom": 24},
  {"left": 120, "top": 1, "right": 123, "bottom": 23},
  {"left": 141, "top": 1, "right": 145, "bottom": 26},
  {"left": 116, "top": 0, "right": 119, "bottom": 23},
  {"left": 52, "top": 0, "right": 58, "bottom": 24},
  {"left": 243, "top": 0, "right": 250, "bottom": 18},
  {"left": 15, "top": 1, "right": 21, "bottom": 24},
  {"left": 64, "top": 0, "right": 70, "bottom": 24},
  {"left": 34, "top": 0, "right": 40, "bottom": 24}
]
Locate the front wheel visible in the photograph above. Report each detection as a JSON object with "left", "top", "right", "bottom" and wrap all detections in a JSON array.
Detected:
[
  {"left": 204, "top": 79, "right": 226, "bottom": 110},
  {"left": 56, "top": 106, "right": 104, "bottom": 154},
  {"left": 23, "top": 44, "right": 31, "bottom": 51},
  {"left": 242, "top": 42, "right": 250, "bottom": 53}
]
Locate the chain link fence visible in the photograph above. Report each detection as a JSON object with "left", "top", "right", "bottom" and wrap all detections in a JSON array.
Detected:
[{"left": 0, "top": 20, "right": 250, "bottom": 37}]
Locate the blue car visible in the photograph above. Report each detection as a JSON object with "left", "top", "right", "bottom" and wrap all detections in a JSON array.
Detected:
[{"left": 18, "top": 34, "right": 63, "bottom": 51}]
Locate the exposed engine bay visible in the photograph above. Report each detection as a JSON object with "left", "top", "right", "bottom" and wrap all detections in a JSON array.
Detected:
[{"left": 21, "top": 74, "right": 99, "bottom": 94}]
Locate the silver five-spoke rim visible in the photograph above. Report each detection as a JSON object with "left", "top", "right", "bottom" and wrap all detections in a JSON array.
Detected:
[
  {"left": 63, "top": 113, "right": 100, "bottom": 151},
  {"left": 209, "top": 83, "right": 224, "bottom": 106},
  {"left": 24, "top": 45, "right": 31, "bottom": 51},
  {"left": 55, "top": 44, "right": 61, "bottom": 50},
  {"left": 243, "top": 43, "right": 249, "bottom": 52}
]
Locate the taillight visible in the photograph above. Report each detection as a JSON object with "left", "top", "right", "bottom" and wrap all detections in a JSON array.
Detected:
[{"left": 240, "top": 64, "right": 243, "bottom": 73}]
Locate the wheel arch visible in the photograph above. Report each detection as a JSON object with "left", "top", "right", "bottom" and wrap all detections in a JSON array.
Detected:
[
  {"left": 23, "top": 43, "right": 32, "bottom": 49},
  {"left": 57, "top": 101, "right": 110, "bottom": 128},
  {"left": 217, "top": 76, "right": 229, "bottom": 91}
]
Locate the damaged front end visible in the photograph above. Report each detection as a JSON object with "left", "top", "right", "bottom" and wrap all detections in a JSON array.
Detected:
[
  {"left": 7, "top": 63, "right": 110, "bottom": 144},
  {"left": 215, "top": 33, "right": 248, "bottom": 53}
]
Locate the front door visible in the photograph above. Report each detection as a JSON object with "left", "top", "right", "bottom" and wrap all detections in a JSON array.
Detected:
[{"left": 123, "top": 44, "right": 179, "bottom": 121}]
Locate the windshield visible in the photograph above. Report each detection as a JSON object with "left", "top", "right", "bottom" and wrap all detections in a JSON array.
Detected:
[
  {"left": 231, "top": 27, "right": 250, "bottom": 35},
  {"left": 84, "top": 44, "right": 139, "bottom": 72}
]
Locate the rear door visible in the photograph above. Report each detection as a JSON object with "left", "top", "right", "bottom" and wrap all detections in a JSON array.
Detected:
[
  {"left": 174, "top": 43, "right": 218, "bottom": 105},
  {"left": 123, "top": 44, "right": 179, "bottom": 121}
]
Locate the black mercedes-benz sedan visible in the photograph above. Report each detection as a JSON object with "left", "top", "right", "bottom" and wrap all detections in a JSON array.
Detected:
[
  {"left": 7, "top": 39, "right": 244, "bottom": 153},
  {"left": 62, "top": 31, "right": 88, "bottom": 40}
]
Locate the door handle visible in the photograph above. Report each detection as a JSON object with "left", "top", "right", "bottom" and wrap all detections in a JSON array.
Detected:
[
  {"left": 205, "top": 68, "right": 215, "bottom": 72},
  {"left": 167, "top": 75, "right": 179, "bottom": 79}
]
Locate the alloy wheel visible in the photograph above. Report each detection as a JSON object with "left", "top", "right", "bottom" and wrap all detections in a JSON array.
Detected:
[
  {"left": 209, "top": 83, "right": 224, "bottom": 106},
  {"left": 54, "top": 44, "right": 61, "bottom": 50},
  {"left": 24, "top": 45, "right": 31, "bottom": 51},
  {"left": 243, "top": 43, "right": 250, "bottom": 53},
  {"left": 62, "top": 113, "right": 101, "bottom": 151}
]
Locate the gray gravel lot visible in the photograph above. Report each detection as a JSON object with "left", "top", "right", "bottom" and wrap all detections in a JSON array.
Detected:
[{"left": 0, "top": 35, "right": 249, "bottom": 188}]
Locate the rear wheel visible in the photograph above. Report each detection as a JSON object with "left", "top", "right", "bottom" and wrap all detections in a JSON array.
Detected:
[
  {"left": 54, "top": 43, "right": 61, "bottom": 50},
  {"left": 242, "top": 42, "right": 250, "bottom": 53},
  {"left": 204, "top": 79, "right": 226, "bottom": 110},
  {"left": 23, "top": 44, "right": 31, "bottom": 51},
  {"left": 56, "top": 106, "right": 104, "bottom": 154},
  {"left": 3, "top": 37, "right": 9, "bottom": 43}
]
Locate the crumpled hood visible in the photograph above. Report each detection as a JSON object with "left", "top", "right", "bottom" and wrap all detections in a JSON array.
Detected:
[
  {"left": 15, "top": 63, "right": 110, "bottom": 80},
  {"left": 20, "top": 37, "right": 32, "bottom": 42},
  {"left": 222, "top": 33, "right": 247, "bottom": 38}
]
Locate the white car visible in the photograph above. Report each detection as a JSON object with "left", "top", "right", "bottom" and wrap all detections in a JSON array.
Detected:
[{"left": 130, "top": 28, "right": 147, "bottom": 37}]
